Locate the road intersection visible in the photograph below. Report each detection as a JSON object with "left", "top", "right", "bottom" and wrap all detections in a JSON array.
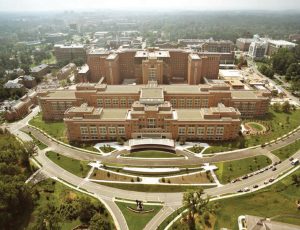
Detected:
[{"left": 4, "top": 108, "right": 300, "bottom": 230}]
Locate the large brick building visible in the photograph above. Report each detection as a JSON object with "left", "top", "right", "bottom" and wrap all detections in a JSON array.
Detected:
[
  {"left": 86, "top": 48, "right": 220, "bottom": 85},
  {"left": 38, "top": 79, "right": 270, "bottom": 142}
]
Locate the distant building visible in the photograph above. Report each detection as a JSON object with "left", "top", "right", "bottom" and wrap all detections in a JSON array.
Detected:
[
  {"left": 3, "top": 79, "right": 23, "bottom": 89},
  {"left": 76, "top": 64, "right": 90, "bottom": 83},
  {"left": 267, "top": 40, "right": 297, "bottom": 56},
  {"left": 236, "top": 38, "right": 255, "bottom": 51},
  {"left": 248, "top": 41, "right": 268, "bottom": 60},
  {"left": 44, "top": 33, "right": 68, "bottom": 43},
  {"left": 57, "top": 63, "right": 77, "bottom": 80},
  {"left": 289, "top": 34, "right": 300, "bottom": 42},
  {"left": 22, "top": 75, "right": 37, "bottom": 89},
  {"left": 4, "top": 91, "right": 38, "bottom": 121},
  {"left": 54, "top": 44, "right": 87, "bottom": 63},
  {"left": 31, "top": 64, "right": 50, "bottom": 78}
]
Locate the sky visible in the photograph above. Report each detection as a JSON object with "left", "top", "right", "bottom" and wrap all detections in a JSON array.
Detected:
[{"left": 0, "top": 0, "right": 300, "bottom": 12}]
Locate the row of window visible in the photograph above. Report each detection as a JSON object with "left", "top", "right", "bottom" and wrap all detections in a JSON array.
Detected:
[
  {"left": 97, "top": 98, "right": 135, "bottom": 107},
  {"left": 80, "top": 126, "right": 125, "bottom": 135},
  {"left": 178, "top": 126, "right": 224, "bottom": 136},
  {"left": 170, "top": 98, "right": 209, "bottom": 107}
]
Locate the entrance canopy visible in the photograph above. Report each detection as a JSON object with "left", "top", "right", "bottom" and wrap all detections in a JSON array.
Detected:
[{"left": 128, "top": 138, "right": 175, "bottom": 151}]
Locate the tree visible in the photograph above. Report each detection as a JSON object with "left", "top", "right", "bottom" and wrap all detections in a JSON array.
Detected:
[
  {"left": 272, "top": 102, "right": 281, "bottom": 112},
  {"left": 182, "top": 188, "right": 210, "bottom": 224},
  {"left": 282, "top": 101, "right": 291, "bottom": 113},
  {"left": 89, "top": 213, "right": 111, "bottom": 230}
]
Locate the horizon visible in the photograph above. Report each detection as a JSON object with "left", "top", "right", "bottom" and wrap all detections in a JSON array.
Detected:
[{"left": 1, "top": 0, "right": 300, "bottom": 12}]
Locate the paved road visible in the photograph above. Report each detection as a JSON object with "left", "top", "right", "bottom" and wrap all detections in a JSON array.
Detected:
[
  {"left": 21, "top": 124, "right": 299, "bottom": 166},
  {"left": 4, "top": 110, "right": 300, "bottom": 230}
]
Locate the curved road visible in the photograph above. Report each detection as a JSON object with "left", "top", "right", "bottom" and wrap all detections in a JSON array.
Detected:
[{"left": 4, "top": 108, "right": 300, "bottom": 230}]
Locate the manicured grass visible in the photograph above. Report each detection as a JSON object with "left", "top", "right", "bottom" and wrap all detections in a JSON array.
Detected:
[
  {"left": 215, "top": 155, "right": 271, "bottom": 184},
  {"left": 157, "top": 206, "right": 186, "bottom": 230},
  {"left": 27, "top": 179, "right": 114, "bottom": 229},
  {"left": 90, "top": 168, "right": 136, "bottom": 182},
  {"left": 160, "top": 171, "right": 213, "bottom": 184},
  {"left": 187, "top": 145, "right": 204, "bottom": 153},
  {"left": 213, "top": 169, "right": 300, "bottom": 229},
  {"left": 46, "top": 151, "right": 90, "bottom": 178},
  {"left": 116, "top": 201, "right": 162, "bottom": 230},
  {"left": 97, "top": 182, "right": 214, "bottom": 192},
  {"left": 29, "top": 113, "right": 67, "bottom": 143},
  {"left": 272, "top": 140, "right": 300, "bottom": 160},
  {"left": 100, "top": 145, "right": 116, "bottom": 153},
  {"left": 203, "top": 108, "right": 300, "bottom": 154},
  {"left": 247, "top": 122, "right": 264, "bottom": 131},
  {"left": 123, "top": 150, "right": 182, "bottom": 158}
]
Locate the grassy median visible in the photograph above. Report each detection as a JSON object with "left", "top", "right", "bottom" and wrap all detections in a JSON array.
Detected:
[
  {"left": 46, "top": 151, "right": 90, "bottom": 178},
  {"left": 214, "top": 155, "right": 271, "bottom": 184}
]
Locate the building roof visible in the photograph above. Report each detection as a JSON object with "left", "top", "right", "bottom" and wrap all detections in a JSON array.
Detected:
[
  {"left": 100, "top": 109, "right": 128, "bottom": 121},
  {"left": 31, "top": 64, "right": 49, "bottom": 73}
]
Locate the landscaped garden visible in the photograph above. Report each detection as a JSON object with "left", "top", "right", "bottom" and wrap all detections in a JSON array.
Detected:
[
  {"left": 187, "top": 145, "right": 204, "bottom": 154},
  {"left": 46, "top": 151, "right": 90, "bottom": 178},
  {"left": 203, "top": 108, "right": 300, "bottom": 154},
  {"left": 123, "top": 150, "right": 183, "bottom": 158},
  {"left": 115, "top": 201, "right": 162, "bottom": 230},
  {"left": 160, "top": 171, "right": 214, "bottom": 184},
  {"left": 90, "top": 168, "right": 138, "bottom": 182},
  {"left": 214, "top": 155, "right": 271, "bottom": 184},
  {"left": 97, "top": 182, "right": 213, "bottom": 192},
  {"left": 272, "top": 139, "right": 300, "bottom": 160}
]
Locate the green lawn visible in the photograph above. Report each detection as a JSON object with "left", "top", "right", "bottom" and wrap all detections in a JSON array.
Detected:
[
  {"left": 213, "top": 169, "right": 300, "bottom": 229},
  {"left": 157, "top": 206, "right": 186, "bottom": 230},
  {"left": 27, "top": 131, "right": 48, "bottom": 150},
  {"left": 123, "top": 150, "right": 182, "bottom": 158},
  {"left": 97, "top": 182, "right": 214, "bottom": 192},
  {"left": 29, "top": 113, "right": 67, "bottom": 143},
  {"left": 26, "top": 179, "right": 114, "bottom": 229},
  {"left": 203, "top": 108, "right": 300, "bottom": 154},
  {"left": 272, "top": 140, "right": 300, "bottom": 160},
  {"left": 46, "top": 151, "right": 90, "bottom": 178},
  {"left": 116, "top": 201, "right": 162, "bottom": 230},
  {"left": 215, "top": 155, "right": 271, "bottom": 184},
  {"left": 187, "top": 145, "right": 204, "bottom": 154},
  {"left": 247, "top": 122, "right": 264, "bottom": 131}
]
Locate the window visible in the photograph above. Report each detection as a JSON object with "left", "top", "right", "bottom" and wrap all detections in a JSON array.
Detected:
[
  {"left": 179, "top": 99, "right": 185, "bottom": 107},
  {"left": 216, "top": 127, "right": 224, "bottom": 135},
  {"left": 80, "top": 126, "right": 88, "bottom": 135},
  {"left": 108, "top": 127, "right": 116, "bottom": 135},
  {"left": 89, "top": 126, "right": 97, "bottom": 135},
  {"left": 105, "top": 99, "right": 111, "bottom": 107},
  {"left": 120, "top": 98, "right": 126, "bottom": 107},
  {"left": 118, "top": 127, "right": 125, "bottom": 135},
  {"left": 178, "top": 127, "right": 186, "bottom": 135},
  {"left": 112, "top": 98, "right": 119, "bottom": 107},
  {"left": 97, "top": 99, "right": 103, "bottom": 107},
  {"left": 187, "top": 127, "right": 195, "bottom": 135},
  {"left": 202, "top": 99, "right": 208, "bottom": 108},
  {"left": 206, "top": 127, "right": 215, "bottom": 135},
  {"left": 186, "top": 99, "right": 193, "bottom": 108},
  {"left": 147, "top": 118, "right": 156, "bottom": 128},
  {"left": 170, "top": 99, "right": 177, "bottom": 106},
  {"left": 128, "top": 99, "right": 134, "bottom": 106},
  {"left": 197, "top": 127, "right": 205, "bottom": 136},
  {"left": 194, "top": 99, "right": 201, "bottom": 107},
  {"left": 99, "top": 126, "right": 107, "bottom": 134}
]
